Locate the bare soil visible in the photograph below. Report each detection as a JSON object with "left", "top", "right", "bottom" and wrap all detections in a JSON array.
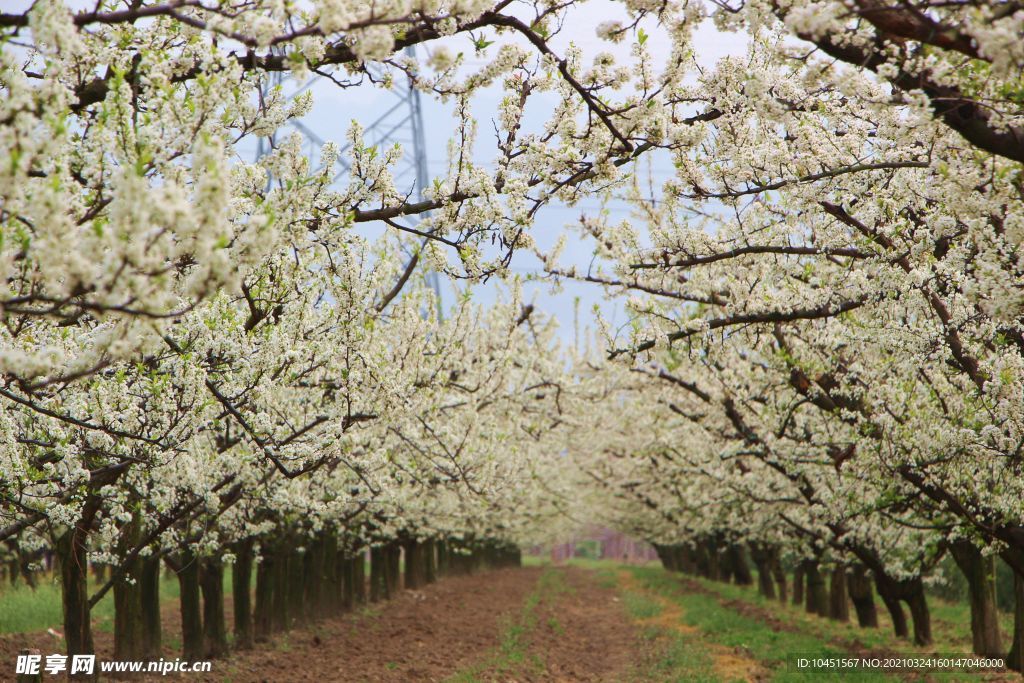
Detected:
[
  {"left": 2, "top": 566, "right": 645, "bottom": 682},
  {"left": 194, "top": 567, "right": 544, "bottom": 683},
  {"left": 519, "top": 566, "right": 640, "bottom": 682}
]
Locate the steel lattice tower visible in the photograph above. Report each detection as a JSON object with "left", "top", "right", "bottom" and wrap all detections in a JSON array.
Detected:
[{"left": 256, "top": 46, "right": 443, "bottom": 309}]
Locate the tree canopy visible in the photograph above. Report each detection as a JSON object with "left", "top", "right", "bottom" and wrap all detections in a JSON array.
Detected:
[{"left": 2, "top": 0, "right": 1024, "bottom": 672}]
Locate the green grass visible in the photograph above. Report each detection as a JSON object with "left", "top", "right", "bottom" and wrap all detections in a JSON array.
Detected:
[
  {"left": 0, "top": 568, "right": 190, "bottom": 635},
  {"left": 695, "top": 569, "right": 1009, "bottom": 667},
  {"left": 613, "top": 568, "right": 718, "bottom": 682},
  {"left": 620, "top": 587, "right": 663, "bottom": 620},
  {"left": 637, "top": 624, "right": 719, "bottom": 682},
  {"left": 681, "top": 592, "right": 874, "bottom": 681},
  {"left": 621, "top": 565, "right": 896, "bottom": 682},
  {"left": 521, "top": 553, "right": 549, "bottom": 567},
  {"left": 0, "top": 575, "right": 66, "bottom": 634},
  {"left": 619, "top": 564, "right": 1016, "bottom": 682},
  {"left": 691, "top": 570, "right": 898, "bottom": 653}
]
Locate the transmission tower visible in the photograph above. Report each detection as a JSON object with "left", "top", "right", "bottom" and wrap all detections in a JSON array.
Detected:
[{"left": 256, "top": 47, "right": 443, "bottom": 309}]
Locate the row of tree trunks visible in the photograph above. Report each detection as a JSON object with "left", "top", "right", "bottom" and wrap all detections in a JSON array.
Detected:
[
  {"left": 76, "top": 530, "right": 518, "bottom": 679},
  {"left": 656, "top": 543, "right": 882, "bottom": 638},
  {"left": 873, "top": 572, "right": 931, "bottom": 646},
  {"left": 655, "top": 538, "right": 761, "bottom": 587},
  {"left": 255, "top": 535, "right": 372, "bottom": 636}
]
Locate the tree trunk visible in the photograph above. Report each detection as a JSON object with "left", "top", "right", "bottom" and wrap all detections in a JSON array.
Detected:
[
  {"left": 56, "top": 523, "right": 95, "bottom": 681},
  {"left": 271, "top": 541, "right": 289, "bottom": 632},
  {"left": 321, "top": 533, "right": 339, "bottom": 616},
  {"left": 404, "top": 539, "right": 424, "bottom": 589},
  {"left": 670, "top": 546, "right": 688, "bottom": 574},
  {"left": 705, "top": 540, "right": 721, "bottom": 581},
  {"left": 874, "top": 570, "right": 911, "bottom": 640},
  {"left": 341, "top": 552, "right": 355, "bottom": 610},
  {"left": 727, "top": 545, "right": 753, "bottom": 586},
  {"left": 716, "top": 542, "right": 731, "bottom": 583},
  {"left": 749, "top": 544, "right": 775, "bottom": 599},
  {"left": 304, "top": 537, "right": 325, "bottom": 621},
  {"left": 286, "top": 547, "right": 306, "bottom": 627},
  {"left": 424, "top": 539, "right": 437, "bottom": 584},
  {"left": 177, "top": 551, "right": 204, "bottom": 661},
  {"left": 655, "top": 544, "right": 678, "bottom": 572},
  {"left": 113, "top": 510, "right": 145, "bottom": 664},
  {"left": 804, "top": 561, "right": 828, "bottom": 617},
  {"left": 352, "top": 552, "right": 366, "bottom": 604},
  {"left": 757, "top": 563, "right": 775, "bottom": 597},
  {"left": 828, "top": 566, "right": 850, "bottom": 622},
  {"left": 253, "top": 545, "right": 274, "bottom": 641},
  {"left": 140, "top": 554, "right": 162, "bottom": 660},
  {"left": 792, "top": 563, "right": 805, "bottom": 606},
  {"left": 1006, "top": 565, "right": 1024, "bottom": 672},
  {"left": 846, "top": 564, "right": 878, "bottom": 628},
  {"left": 860, "top": 549, "right": 927, "bottom": 645},
  {"left": 16, "top": 647, "right": 42, "bottom": 683},
  {"left": 950, "top": 541, "right": 1003, "bottom": 657},
  {"left": 370, "top": 546, "right": 389, "bottom": 602},
  {"left": 232, "top": 539, "right": 254, "bottom": 650},
  {"left": 200, "top": 556, "right": 228, "bottom": 658},
  {"left": 771, "top": 554, "right": 788, "bottom": 603},
  {"left": 436, "top": 540, "right": 449, "bottom": 577},
  {"left": 387, "top": 543, "right": 401, "bottom": 591},
  {"left": 904, "top": 579, "right": 932, "bottom": 647},
  {"left": 20, "top": 551, "right": 36, "bottom": 588},
  {"left": 7, "top": 557, "right": 18, "bottom": 587},
  {"left": 880, "top": 594, "right": 909, "bottom": 639}
]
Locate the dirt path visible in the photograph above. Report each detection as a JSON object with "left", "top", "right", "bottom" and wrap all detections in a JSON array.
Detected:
[
  {"left": 452, "top": 565, "right": 642, "bottom": 682},
  {"left": 530, "top": 566, "right": 641, "bottom": 681},
  {"left": 198, "top": 567, "right": 545, "bottom": 683}
]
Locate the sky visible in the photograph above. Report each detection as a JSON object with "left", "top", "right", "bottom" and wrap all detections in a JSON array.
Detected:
[{"left": 273, "top": 1, "right": 749, "bottom": 347}]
